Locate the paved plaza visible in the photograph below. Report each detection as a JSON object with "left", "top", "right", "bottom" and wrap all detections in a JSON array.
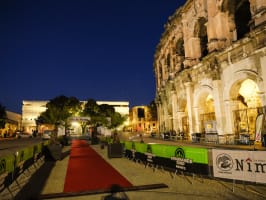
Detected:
[{"left": 2, "top": 138, "right": 265, "bottom": 200}]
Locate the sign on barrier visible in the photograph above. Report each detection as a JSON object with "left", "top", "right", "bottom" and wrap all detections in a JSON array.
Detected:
[
  {"left": 127, "top": 142, "right": 209, "bottom": 175},
  {"left": 212, "top": 149, "right": 266, "bottom": 183}
]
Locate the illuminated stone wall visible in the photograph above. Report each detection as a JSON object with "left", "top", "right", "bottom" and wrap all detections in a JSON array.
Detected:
[
  {"left": 129, "top": 106, "right": 158, "bottom": 133},
  {"left": 154, "top": 0, "right": 266, "bottom": 140}
]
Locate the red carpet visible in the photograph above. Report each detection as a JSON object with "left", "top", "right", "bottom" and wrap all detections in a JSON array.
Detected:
[{"left": 63, "top": 140, "right": 133, "bottom": 193}]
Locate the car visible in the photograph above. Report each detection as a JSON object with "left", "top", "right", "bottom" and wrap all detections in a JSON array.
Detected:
[
  {"left": 42, "top": 133, "right": 51, "bottom": 140},
  {"left": 16, "top": 132, "right": 32, "bottom": 139},
  {"left": 42, "top": 130, "right": 53, "bottom": 140}
]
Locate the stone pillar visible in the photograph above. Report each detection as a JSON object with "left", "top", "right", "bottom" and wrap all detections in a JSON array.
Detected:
[
  {"left": 175, "top": 55, "right": 184, "bottom": 72},
  {"left": 207, "top": 0, "right": 234, "bottom": 52},
  {"left": 224, "top": 100, "right": 238, "bottom": 134},
  {"left": 177, "top": 111, "right": 186, "bottom": 131},
  {"left": 260, "top": 56, "right": 266, "bottom": 106},
  {"left": 171, "top": 91, "right": 178, "bottom": 132},
  {"left": 163, "top": 101, "right": 169, "bottom": 132},
  {"left": 169, "top": 46, "right": 175, "bottom": 75},
  {"left": 157, "top": 103, "right": 161, "bottom": 133},
  {"left": 182, "top": 16, "right": 201, "bottom": 68},
  {"left": 212, "top": 80, "right": 225, "bottom": 135},
  {"left": 185, "top": 82, "right": 194, "bottom": 137},
  {"left": 168, "top": 114, "right": 173, "bottom": 132},
  {"left": 161, "top": 60, "right": 167, "bottom": 86},
  {"left": 183, "top": 37, "right": 201, "bottom": 67},
  {"left": 193, "top": 106, "right": 201, "bottom": 133},
  {"left": 155, "top": 61, "right": 161, "bottom": 89}
]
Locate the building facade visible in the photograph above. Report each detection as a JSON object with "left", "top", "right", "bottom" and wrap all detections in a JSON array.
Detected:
[
  {"left": 154, "top": 0, "right": 266, "bottom": 141},
  {"left": 22, "top": 100, "right": 129, "bottom": 134},
  {"left": 0, "top": 111, "right": 22, "bottom": 137},
  {"left": 129, "top": 106, "right": 158, "bottom": 133}
]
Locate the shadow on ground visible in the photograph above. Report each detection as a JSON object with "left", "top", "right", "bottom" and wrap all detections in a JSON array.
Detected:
[{"left": 14, "top": 150, "right": 70, "bottom": 200}]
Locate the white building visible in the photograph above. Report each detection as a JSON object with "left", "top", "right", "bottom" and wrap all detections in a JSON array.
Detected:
[{"left": 22, "top": 100, "right": 129, "bottom": 134}]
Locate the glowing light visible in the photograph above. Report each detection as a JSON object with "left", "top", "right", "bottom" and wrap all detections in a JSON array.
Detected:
[
  {"left": 71, "top": 121, "right": 80, "bottom": 127},
  {"left": 206, "top": 94, "right": 213, "bottom": 101},
  {"left": 239, "top": 79, "right": 258, "bottom": 97}
]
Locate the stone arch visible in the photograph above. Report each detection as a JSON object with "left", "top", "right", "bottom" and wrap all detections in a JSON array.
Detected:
[
  {"left": 173, "top": 37, "right": 185, "bottom": 72},
  {"left": 183, "top": 6, "right": 208, "bottom": 67},
  {"left": 193, "top": 84, "right": 214, "bottom": 110},
  {"left": 217, "top": 0, "right": 251, "bottom": 40},
  {"left": 193, "top": 17, "right": 208, "bottom": 58},
  {"left": 235, "top": 0, "right": 251, "bottom": 40},
  {"left": 228, "top": 76, "right": 262, "bottom": 109},
  {"left": 225, "top": 70, "right": 264, "bottom": 136},
  {"left": 175, "top": 38, "right": 185, "bottom": 56},
  {"left": 176, "top": 96, "right": 188, "bottom": 135},
  {"left": 193, "top": 84, "right": 215, "bottom": 132},
  {"left": 224, "top": 69, "right": 264, "bottom": 102}
]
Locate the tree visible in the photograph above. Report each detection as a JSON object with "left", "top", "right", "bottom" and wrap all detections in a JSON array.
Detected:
[
  {"left": 37, "top": 95, "right": 81, "bottom": 136},
  {"left": 83, "top": 99, "right": 99, "bottom": 116},
  {"left": 81, "top": 99, "right": 99, "bottom": 131},
  {"left": 109, "top": 112, "right": 127, "bottom": 129},
  {"left": 0, "top": 103, "right": 7, "bottom": 129},
  {"left": 82, "top": 99, "right": 126, "bottom": 130}
]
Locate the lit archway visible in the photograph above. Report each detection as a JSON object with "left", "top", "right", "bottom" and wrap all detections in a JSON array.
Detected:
[
  {"left": 194, "top": 84, "right": 215, "bottom": 127},
  {"left": 231, "top": 78, "right": 262, "bottom": 138}
]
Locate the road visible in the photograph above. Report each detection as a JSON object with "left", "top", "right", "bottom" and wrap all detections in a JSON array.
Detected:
[{"left": 0, "top": 137, "right": 43, "bottom": 157}]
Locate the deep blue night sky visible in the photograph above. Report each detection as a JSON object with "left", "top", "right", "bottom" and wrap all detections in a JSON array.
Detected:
[{"left": 0, "top": 0, "right": 185, "bottom": 113}]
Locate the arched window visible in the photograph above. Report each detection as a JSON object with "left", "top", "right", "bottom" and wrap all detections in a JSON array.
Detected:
[{"left": 235, "top": 0, "right": 251, "bottom": 39}]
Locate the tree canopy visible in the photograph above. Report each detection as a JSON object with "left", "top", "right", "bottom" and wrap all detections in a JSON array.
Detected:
[
  {"left": 36, "top": 95, "right": 81, "bottom": 132},
  {"left": 82, "top": 99, "right": 126, "bottom": 129},
  {"left": 37, "top": 96, "right": 126, "bottom": 134}
]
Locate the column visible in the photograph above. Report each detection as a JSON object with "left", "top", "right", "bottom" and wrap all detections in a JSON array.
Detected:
[
  {"left": 185, "top": 82, "right": 194, "bottom": 137},
  {"left": 171, "top": 91, "right": 178, "bottom": 132},
  {"left": 193, "top": 106, "right": 201, "bottom": 133},
  {"left": 224, "top": 100, "right": 238, "bottom": 134},
  {"left": 260, "top": 56, "right": 266, "bottom": 106},
  {"left": 212, "top": 80, "right": 225, "bottom": 135}
]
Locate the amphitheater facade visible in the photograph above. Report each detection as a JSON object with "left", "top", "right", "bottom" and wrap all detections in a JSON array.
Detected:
[{"left": 153, "top": 0, "right": 266, "bottom": 142}]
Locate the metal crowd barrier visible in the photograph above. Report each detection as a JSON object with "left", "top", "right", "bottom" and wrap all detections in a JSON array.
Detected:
[
  {"left": 122, "top": 141, "right": 266, "bottom": 186},
  {"left": 0, "top": 140, "right": 50, "bottom": 197}
]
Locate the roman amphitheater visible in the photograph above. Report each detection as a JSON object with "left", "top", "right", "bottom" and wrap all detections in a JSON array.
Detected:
[{"left": 154, "top": 0, "right": 266, "bottom": 143}]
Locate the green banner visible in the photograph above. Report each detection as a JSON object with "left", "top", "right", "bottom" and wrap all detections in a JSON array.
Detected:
[
  {"left": 133, "top": 142, "right": 147, "bottom": 153},
  {"left": 129, "top": 142, "right": 208, "bottom": 164},
  {"left": 124, "top": 141, "right": 133, "bottom": 150}
]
